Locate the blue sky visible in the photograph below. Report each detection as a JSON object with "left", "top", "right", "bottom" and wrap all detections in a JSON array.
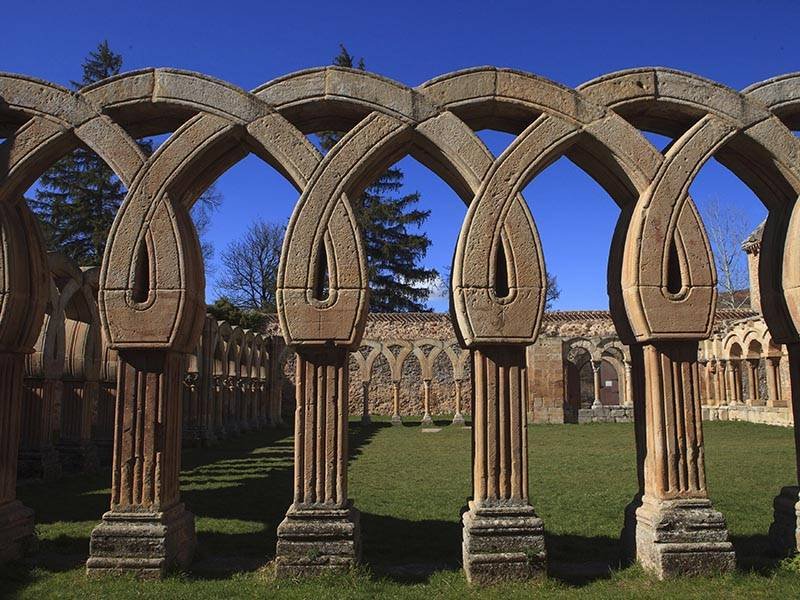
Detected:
[{"left": 3, "top": 0, "right": 796, "bottom": 310}]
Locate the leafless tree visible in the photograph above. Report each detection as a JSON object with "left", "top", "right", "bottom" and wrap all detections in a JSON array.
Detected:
[
  {"left": 702, "top": 196, "right": 752, "bottom": 308},
  {"left": 215, "top": 219, "right": 285, "bottom": 311},
  {"left": 191, "top": 184, "right": 222, "bottom": 271},
  {"left": 545, "top": 271, "right": 561, "bottom": 310}
]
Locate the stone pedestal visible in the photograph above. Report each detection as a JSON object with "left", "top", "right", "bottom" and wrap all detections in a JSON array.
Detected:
[
  {"left": 17, "top": 447, "right": 61, "bottom": 481},
  {"left": 452, "top": 412, "right": 465, "bottom": 426},
  {"left": 276, "top": 348, "right": 360, "bottom": 577},
  {"left": 391, "top": 414, "right": 402, "bottom": 426},
  {"left": 770, "top": 486, "right": 800, "bottom": 555},
  {"left": 87, "top": 503, "right": 196, "bottom": 578},
  {"left": 462, "top": 502, "right": 545, "bottom": 585},
  {"left": 56, "top": 441, "right": 99, "bottom": 474},
  {"left": 626, "top": 495, "right": 734, "bottom": 578},
  {"left": 87, "top": 350, "right": 195, "bottom": 578},
  {"left": 625, "top": 342, "right": 734, "bottom": 578},
  {"left": 275, "top": 503, "right": 361, "bottom": 577},
  {"left": 0, "top": 501, "right": 35, "bottom": 562}
]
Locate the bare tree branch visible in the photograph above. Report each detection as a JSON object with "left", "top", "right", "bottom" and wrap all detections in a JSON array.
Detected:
[
  {"left": 215, "top": 219, "right": 285, "bottom": 312},
  {"left": 702, "top": 196, "right": 751, "bottom": 309}
]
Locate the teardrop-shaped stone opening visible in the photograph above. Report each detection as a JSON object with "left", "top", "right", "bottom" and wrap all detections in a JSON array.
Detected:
[
  {"left": 666, "top": 237, "right": 682, "bottom": 295},
  {"left": 313, "top": 242, "right": 331, "bottom": 301},
  {"left": 494, "top": 240, "right": 510, "bottom": 299},
  {"left": 131, "top": 238, "right": 151, "bottom": 304}
]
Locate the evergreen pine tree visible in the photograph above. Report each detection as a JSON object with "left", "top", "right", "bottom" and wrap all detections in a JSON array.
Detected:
[
  {"left": 30, "top": 41, "right": 220, "bottom": 267},
  {"left": 30, "top": 41, "right": 125, "bottom": 264},
  {"left": 318, "top": 45, "right": 438, "bottom": 312}
]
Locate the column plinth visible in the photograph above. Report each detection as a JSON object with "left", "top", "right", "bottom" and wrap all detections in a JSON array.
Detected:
[
  {"left": 623, "top": 342, "right": 734, "bottom": 578},
  {"left": 275, "top": 348, "right": 360, "bottom": 577},
  {"left": 87, "top": 350, "right": 195, "bottom": 578},
  {"left": 462, "top": 346, "right": 545, "bottom": 584}
]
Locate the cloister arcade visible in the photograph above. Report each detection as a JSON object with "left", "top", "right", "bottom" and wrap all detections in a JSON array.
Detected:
[
  {"left": 2, "top": 65, "right": 800, "bottom": 584},
  {"left": 8, "top": 252, "right": 280, "bottom": 480},
  {"left": 699, "top": 315, "right": 793, "bottom": 426}
]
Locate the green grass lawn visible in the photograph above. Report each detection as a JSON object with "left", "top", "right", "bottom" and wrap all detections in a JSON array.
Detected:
[{"left": 3, "top": 419, "right": 800, "bottom": 598}]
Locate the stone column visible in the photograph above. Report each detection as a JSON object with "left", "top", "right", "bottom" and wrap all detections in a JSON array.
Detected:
[
  {"left": 624, "top": 342, "right": 734, "bottom": 578},
  {"left": 225, "top": 375, "right": 240, "bottom": 436},
  {"left": 713, "top": 361, "right": 723, "bottom": 406},
  {"left": 699, "top": 360, "right": 712, "bottom": 405},
  {"left": 87, "top": 350, "right": 196, "bottom": 577},
  {"left": 391, "top": 380, "right": 402, "bottom": 426},
  {"left": 725, "top": 361, "right": 736, "bottom": 404},
  {"left": 733, "top": 362, "right": 743, "bottom": 403},
  {"left": 452, "top": 379, "right": 465, "bottom": 426},
  {"left": 212, "top": 375, "right": 226, "bottom": 440},
  {"left": 181, "top": 372, "right": 202, "bottom": 447},
  {"left": 275, "top": 348, "right": 360, "bottom": 577},
  {"left": 769, "top": 343, "right": 800, "bottom": 554},
  {"left": 745, "top": 360, "right": 758, "bottom": 406},
  {"left": 18, "top": 376, "right": 61, "bottom": 481},
  {"left": 766, "top": 358, "right": 780, "bottom": 408},
  {"left": 421, "top": 379, "right": 433, "bottom": 426},
  {"left": 360, "top": 381, "right": 371, "bottom": 425},
  {"left": 269, "top": 337, "right": 285, "bottom": 427},
  {"left": 93, "top": 350, "right": 118, "bottom": 466},
  {"left": 591, "top": 360, "right": 603, "bottom": 409},
  {"left": 623, "top": 361, "right": 634, "bottom": 407},
  {"left": 462, "top": 346, "right": 545, "bottom": 584},
  {"left": 0, "top": 353, "right": 35, "bottom": 561},
  {"left": 58, "top": 376, "right": 99, "bottom": 473}
]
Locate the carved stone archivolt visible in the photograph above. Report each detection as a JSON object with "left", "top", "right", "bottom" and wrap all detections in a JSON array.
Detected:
[{"left": 4, "top": 65, "right": 800, "bottom": 580}]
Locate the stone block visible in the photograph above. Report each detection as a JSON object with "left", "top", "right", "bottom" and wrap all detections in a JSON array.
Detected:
[
  {"left": 626, "top": 496, "right": 735, "bottom": 579},
  {"left": 461, "top": 502, "right": 546, "bottom": 585},
  {"left": 86, "top": 503, "right": 196, "bottom": 578},
  {"left": 0, "top": 500, "right": 35, "bottom": 562},
  {"left": 275, "top": 503, "right": 361, "bottom": 577}
]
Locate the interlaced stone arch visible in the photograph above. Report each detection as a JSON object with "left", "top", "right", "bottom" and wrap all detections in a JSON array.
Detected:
[{"left": 5, "top": 65, "right": 800, "bottom": 582}]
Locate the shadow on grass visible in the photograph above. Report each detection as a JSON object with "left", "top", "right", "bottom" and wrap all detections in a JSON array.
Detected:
[{"left": 360, "top": 511, "right": 462, "bottom": 582}]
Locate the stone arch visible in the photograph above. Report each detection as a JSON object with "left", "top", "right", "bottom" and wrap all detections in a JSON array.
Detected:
[{"left": 583, "top": 68, "right": 800, "bottom": 343}]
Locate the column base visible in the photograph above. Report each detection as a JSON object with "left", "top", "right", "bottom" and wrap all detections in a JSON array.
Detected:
[
  {"left": 94, "top": 441, "right": 114, "bottom": 467},
  {"left": 452, "top": 413, "right": 465, "bottom": 427},
  {"left": 57, "top": 441, "right": 99, "bottom": 474},
  {"left": 182, "top": 425, "right": 217, "bottom": 448},
  {"left": 275, "top": 502, "right": 361, "bottom": 577},
  {"left": 0, "top": 500, "right": 35, "bottom": 562},
  {"left": 769, "top": 486, "right": 800, "bottom": 555},
  {"left": 625, "top": 495, "right": 734, "bottom": 579},
  {"left": 421, "top": 414, "right": 434, "bottom": 427},
  {"left": 360, "top": 414, "right": 371, "bottom": 426},
  {"left": 86, "top": 503, "right": 196, "bottom": 579},
  {"left": 391, "top": 415, "right": 402, "bottom": 426},
  {"left": 17, "top": 447, "right": 61, "bottom": 481},
  {"left": 461, "top": 502, "right": 546, "bottom": 585}
]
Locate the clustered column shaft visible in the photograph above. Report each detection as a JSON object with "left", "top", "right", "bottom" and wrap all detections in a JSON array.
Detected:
[
  {"left": 275, "top": 347, "right": 360, "bottom": 577},
  {"left": 461, "top": 345, "right": 544, "bottom": 584},
  {"left": 87, "top": 350, "right": 196, "bottom": 578},
  {"left": 626, "top": 341, "right": 734, "bottom": 578}
]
